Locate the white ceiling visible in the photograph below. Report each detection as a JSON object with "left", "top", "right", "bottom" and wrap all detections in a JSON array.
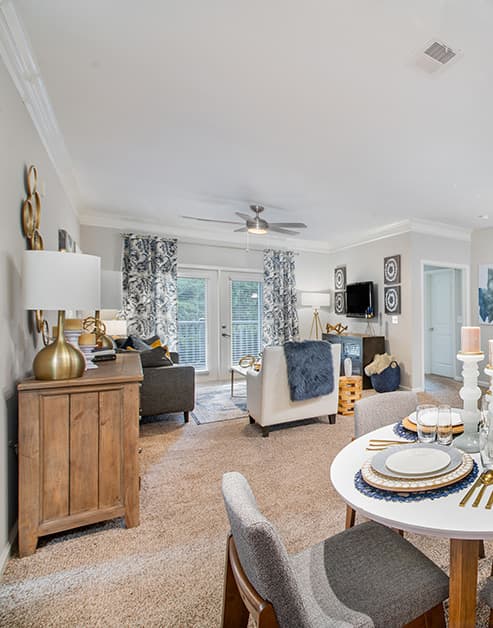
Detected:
[{"left": 13, "top": 0, "right": 493, "bottom": 248}]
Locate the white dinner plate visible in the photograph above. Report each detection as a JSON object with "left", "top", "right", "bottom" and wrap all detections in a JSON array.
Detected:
[
  {"left": 385, "top": 448, "right": 451, "bottom": 476},
  {"left": 371, "top": 444, "right": 463, "bottom": 479},
  {"left": 408, "top": 408, "right": 463, "bottom": 426}
]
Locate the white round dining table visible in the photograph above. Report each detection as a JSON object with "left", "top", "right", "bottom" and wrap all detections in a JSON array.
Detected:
[{"left": 330, "top": 423, "right": 492, "bottom": 628}]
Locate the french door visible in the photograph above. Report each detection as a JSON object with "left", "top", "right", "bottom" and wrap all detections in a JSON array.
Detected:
[{"left": 177, "top": 269, "right": 263, "bottom": 380}]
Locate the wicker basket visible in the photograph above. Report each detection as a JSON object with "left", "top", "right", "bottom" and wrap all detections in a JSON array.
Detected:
[{"left": 370, "top": 361, "right": 400, "bottom": 393}]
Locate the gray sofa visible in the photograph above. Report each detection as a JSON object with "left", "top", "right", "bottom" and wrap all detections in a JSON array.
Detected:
[{"left": 140, "top": 352, "right": 195, "bottom": 422}]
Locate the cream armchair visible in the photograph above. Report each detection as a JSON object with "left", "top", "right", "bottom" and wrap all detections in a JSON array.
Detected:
[{"left": 246, "top": 344, "right": 341, "bottom": 437}]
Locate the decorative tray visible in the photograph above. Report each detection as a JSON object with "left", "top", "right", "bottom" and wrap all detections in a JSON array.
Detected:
[{"left": 361, "top": 453, "right": 473, "bottom": 492}]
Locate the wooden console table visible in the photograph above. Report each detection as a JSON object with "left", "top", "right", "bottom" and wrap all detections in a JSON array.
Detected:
[{"left": 18, "top": 353, "right": 143, "bottom": 556}]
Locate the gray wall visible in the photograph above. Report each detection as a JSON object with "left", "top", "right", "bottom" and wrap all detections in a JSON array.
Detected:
[
  {"left": 0, "top": 58, "right": 79, "bottom": 567},
  {"left": 80, "top": 224, "right": 331, "bottom": 339}
]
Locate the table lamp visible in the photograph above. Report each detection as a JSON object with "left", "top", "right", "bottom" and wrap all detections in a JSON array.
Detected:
[
  {"left": 23, "top": 250, "right": 101, "bottom": 380},
  {"left": 301, "top": 292, "right": 331, "bottom": 339}
]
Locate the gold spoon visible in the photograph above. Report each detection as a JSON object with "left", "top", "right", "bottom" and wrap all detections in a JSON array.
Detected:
[{"left": 472, "top": 470, "right": 493, "bottom": 508}]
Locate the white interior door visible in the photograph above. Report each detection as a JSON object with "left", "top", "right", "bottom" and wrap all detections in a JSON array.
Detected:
[{"left": 428, "top": 269, "right": 455, "bottom": 378}]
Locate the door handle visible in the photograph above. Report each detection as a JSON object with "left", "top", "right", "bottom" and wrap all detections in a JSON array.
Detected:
[
  {"left": 429, "top": 327, "right": 434, "bottom": 331},
  {"left": 222, "top": 333, "right": 231, "bottom": 338}
]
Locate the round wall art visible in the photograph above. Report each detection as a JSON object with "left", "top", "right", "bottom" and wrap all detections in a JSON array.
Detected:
[
  {"left": 334, "top": 291, "right": 346, "bottom": 315},
  {"left": 334, "top": 266, "right": 346, "bottom": 291},
  {"left": 384, "top": 286, "right": 401, "bottom": 315},
  {"left": 384, "top": 254, "right": 401, "bottom": 285}
]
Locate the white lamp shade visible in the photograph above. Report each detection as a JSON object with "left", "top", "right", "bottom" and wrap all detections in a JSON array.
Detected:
[
  {"left": 301, "top": 292, "right": 331, "bottom": 308},
  {"left": 101, "top": 270, "right": 123, "bottom": 309},
  {"left": 23, "top": 250, "right": 101, "bottom": 311}
]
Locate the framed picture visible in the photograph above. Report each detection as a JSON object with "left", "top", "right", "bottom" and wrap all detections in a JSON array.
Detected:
[
  {"left": 334, "top": 291, "right": 346, "bottom": 315},
  {"left": 334, "top": 266, "right": 346, "bottom": 291},
  {"left": 478, "top": 265, "right": 493, "bottom": 324},
  {"left": 384, "top": 286, "right": 401, "bottom": 315},
  {"left": 384, "top": 254, "right": 401, "bottom": 285}
]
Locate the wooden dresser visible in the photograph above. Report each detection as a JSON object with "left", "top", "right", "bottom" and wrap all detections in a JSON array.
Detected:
[{"left": 18, "top": 353, "right": 143, "bottom": 556}]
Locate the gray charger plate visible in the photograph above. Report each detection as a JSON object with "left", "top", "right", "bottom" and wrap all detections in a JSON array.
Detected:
[{"left": 371, "top": 443, "right": 463, "bottom": 480}]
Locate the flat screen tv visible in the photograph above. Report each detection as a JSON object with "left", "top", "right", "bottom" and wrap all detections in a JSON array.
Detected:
[{"left": 345, "top": 281, "right": 375, "bottom": 318}]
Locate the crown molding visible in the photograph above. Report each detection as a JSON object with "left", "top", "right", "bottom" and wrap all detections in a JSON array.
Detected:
[
  {"left": 79, "top": 210, "right": 333, "bottom": 254},
  {"left": 329, "top": 217, "right": 471, "bottom": 253},
  {"left": 0, "top": 1, "right": 80, "bottom": 213}
]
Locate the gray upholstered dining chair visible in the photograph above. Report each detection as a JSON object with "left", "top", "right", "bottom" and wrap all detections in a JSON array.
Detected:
[
  {"left": 221, "top": 471, "right": 449, "bottom": 628},
  {"left": 346, "top": 390, "right": 417, "bottom": 529}
]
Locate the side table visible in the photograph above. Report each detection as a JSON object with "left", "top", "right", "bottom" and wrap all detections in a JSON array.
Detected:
[
  {"left": 230, "top": 365, "right": 250, "bottom": 397},
  {"left": 338, "top": 375, "right": 363, "bottom": 416}
]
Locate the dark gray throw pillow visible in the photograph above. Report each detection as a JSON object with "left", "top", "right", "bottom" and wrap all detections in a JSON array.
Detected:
[
  {"left": 140, "top": 346, "right": 174, "bottom": 368},
  {"left": 121, "top": 335, "right": 152, "bottom": 351}
]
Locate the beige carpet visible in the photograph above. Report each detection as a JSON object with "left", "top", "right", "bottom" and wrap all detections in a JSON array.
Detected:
[{"left": 0, "top": 382, "right": 491, "bottom": 627}]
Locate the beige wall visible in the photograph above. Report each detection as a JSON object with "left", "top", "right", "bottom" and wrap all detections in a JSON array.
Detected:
[
  {"left": 80, "top": 224, "right": 331, "bottom": 339},
  {"left": 0, "top": 59, "right": 79, "bottom": 568},
  {"left": 328, "top": 233, "right": 413, "bottom": 387},
  {"left": 471, "top": 228, "right": 493, "bottom": 358}
]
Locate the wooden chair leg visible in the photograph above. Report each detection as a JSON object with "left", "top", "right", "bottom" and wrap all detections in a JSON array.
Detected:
[
  {"left": 328, "top": 414, "right": 336, "bottom": 424},
  {"left": 221, "top": 536, "right": 249, "bottom": 628},
  {"left": 345, "top": 505, "right": 356, "bottom": 529},
  {"left": 184, "top": 411, "right": 189, "bottom": 423},
  {"left": 489, "top": 608, "right": 493, "bottom": 628},
  {"left": 480, "top": 539, "right": 485, "bottom": 559},
  {"left": 261, "top": 426, "right": 269, "bottom": 437},
  {"left": 404, "top": 603, "right": 445, "bottom": 628},
  {"left": 249, "top": 415, "right": 255, "bottom": 424}
]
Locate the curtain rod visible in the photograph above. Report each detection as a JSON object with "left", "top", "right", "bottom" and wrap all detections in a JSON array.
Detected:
[{"left": 120, "top": 233, "right": 300, "bottom": 255}]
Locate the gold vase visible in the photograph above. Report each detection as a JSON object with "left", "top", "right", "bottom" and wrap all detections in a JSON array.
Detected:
[{"left": 33, "top": 311, "right": 86, "bottom": 380}]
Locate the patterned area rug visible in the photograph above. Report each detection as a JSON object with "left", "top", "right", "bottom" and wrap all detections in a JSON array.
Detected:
[{"left": 192, "top": 381, "right": 248, "bottom": 424}]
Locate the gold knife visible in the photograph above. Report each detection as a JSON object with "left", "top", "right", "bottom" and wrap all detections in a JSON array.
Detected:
[
  {"left": 486, "top": 490, "right": 493, "bottom": 510},
  {"left": 459, "top": 475, "right": 483, "bottom": 507},
  {"left": 472, "top": 484, "right": 487, "bottom": 508}
]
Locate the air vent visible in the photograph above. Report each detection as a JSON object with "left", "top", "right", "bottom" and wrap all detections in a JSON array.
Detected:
[{"left": 424, "top": 41, "right": 456, "bottom": 65}]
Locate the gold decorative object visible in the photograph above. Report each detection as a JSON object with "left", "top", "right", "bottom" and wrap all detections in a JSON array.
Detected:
[
  {"left": 82, "top": 310, "right": 114, "bottom": 348},
  {"left": 238, "top": 355, "right": 255, "bottom": 368},
  {"left": 326, "top": 323, "right": 348, "bottom": 335},
  {"left": 21, "top": 165, "right": 48, "bottom": 341},
  {"left": 33, "top": 311, "right": 85, "bottom": 380}
]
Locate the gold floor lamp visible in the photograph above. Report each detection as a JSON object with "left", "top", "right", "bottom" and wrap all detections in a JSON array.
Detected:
[{"left": 301, "top": 292, "right": 331, "bottom": 340}]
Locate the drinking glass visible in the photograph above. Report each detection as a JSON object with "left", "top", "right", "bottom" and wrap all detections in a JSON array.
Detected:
[
  {"left": 416, "top": 404, "right": 437, "bottom": 443},
  {"left": 436, "top": 404, "right": 453, "bottom": 445}
]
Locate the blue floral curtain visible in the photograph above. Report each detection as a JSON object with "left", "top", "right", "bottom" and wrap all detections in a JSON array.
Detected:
[
  {"left": 263, "top": 249, "right": 299, "bottom": 346},
  {"left": 122, "top": 234, "right": 178, "bottom": 348}
]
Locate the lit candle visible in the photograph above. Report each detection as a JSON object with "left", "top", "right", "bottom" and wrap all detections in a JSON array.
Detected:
[
  {"left": 461, "top": 326, "right": 481, "bottom": 353},
  {"left": 489, "top": 339, "right": 493, "bottom": 366}
]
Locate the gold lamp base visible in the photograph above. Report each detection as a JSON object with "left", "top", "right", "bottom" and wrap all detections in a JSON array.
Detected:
[{"left": 33, "top": 311, "right": 85, "bottom": 380}]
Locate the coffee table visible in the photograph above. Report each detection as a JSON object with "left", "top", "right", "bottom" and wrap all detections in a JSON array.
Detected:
[{"left": 330, "top": 423, "right": 490, "bottom": 628}]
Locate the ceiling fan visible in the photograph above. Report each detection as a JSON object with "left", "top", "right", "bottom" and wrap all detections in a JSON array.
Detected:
[{"left": 182, "top": 204, "right": 307, "bottom": 236}]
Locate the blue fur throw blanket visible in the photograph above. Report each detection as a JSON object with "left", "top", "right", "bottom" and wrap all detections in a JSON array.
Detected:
[{"left": 283, "top": 341, "right": 334, "bottom": 401}]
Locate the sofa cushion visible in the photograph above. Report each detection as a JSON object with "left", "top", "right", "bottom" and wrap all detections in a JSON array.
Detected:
[
  {"left": 119, "top": 335, "right": 152, "bottom": 351},
  {"left": 140, "top": 346, "right": 174, "bottom": 368}
]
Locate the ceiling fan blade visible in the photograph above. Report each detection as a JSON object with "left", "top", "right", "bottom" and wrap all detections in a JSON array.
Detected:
[
  {"left": 268, "top": 226, "right": 300, "bottom": 236},
  {"left": 182, "top": 215, "right": 242, "bottom": 225},
  {"left": 270, "top": 222, "right": 307, "bottom": 228},
  {"left": 235, "top": 212, "right": 252, "bottom": 221},
  {"left": 234, "top": 227, "right": 248, "bottom": 233}
]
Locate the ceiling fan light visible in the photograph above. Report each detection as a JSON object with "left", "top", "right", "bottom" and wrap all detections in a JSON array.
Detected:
[{"left": 247, "top": 226, "right": 268, "bottom": 235}]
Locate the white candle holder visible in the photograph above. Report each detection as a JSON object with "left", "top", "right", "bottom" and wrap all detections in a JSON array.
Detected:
[
  {"left": 454, "top": 352, "right": 484, "bottom": 453},
  {"left": 485, "top": 365, "right": 493, "bottom": 423}
]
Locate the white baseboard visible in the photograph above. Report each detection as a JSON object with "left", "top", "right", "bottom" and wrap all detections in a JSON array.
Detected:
[{"left": 0, "top": 523, "right": 17, "bottom": 576}]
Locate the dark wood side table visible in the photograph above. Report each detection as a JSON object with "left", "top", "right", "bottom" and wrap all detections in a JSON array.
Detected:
[
  {"left": 322, "top": 333, "right": 385, "bottom": 389},
  {"left": 17, "top": 353, "right": 143, "bottom": 556}
]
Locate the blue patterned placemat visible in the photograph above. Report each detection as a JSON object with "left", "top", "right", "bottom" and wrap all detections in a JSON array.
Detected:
[
  {"left": 354, "top": 461, "right": 479, "bottom": 502},
  {"left": 393, "top": 421, "right": 417, "bottom": 441}
]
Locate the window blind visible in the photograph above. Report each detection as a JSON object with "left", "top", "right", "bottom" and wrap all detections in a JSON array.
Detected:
[
  {"left": 177, "top": 277, "right": 207, "bottom": 371},
  {"left": 230, "top": 280, "right": 263, "bottom": 366}
]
